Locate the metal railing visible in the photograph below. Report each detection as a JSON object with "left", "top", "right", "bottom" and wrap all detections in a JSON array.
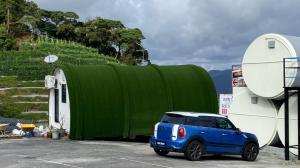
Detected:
[{"left": 283, "top": 57, "right": 300, "bottom": 160}]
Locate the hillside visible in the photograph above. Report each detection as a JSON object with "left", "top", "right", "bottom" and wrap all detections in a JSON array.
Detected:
[
  {"left": 0, "top": 36, "right": 119, "bottom": 80},
  {"left": 0, "top": 37, "right": 119, "bottom": 121}
]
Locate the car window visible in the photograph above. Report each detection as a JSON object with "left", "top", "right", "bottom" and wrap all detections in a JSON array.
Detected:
[
  {"left": 161, "top": 114, "right": 186, "bottom": 124},
  {"left": 216, "top": 117, "right": 235, "bottom": 130},
  {"left": 186, "top": 116, "right": 216, "bottom": 128}
]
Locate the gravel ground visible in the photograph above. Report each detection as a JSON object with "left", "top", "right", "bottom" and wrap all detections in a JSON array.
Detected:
[{"left": 0, "top": 138, "right": 298, "bottom": 168}]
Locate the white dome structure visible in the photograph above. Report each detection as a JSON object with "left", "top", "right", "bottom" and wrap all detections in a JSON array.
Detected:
[
  {"left": 278, "top": 95, "right": 299, "bottom": 156},
  {"left": 228, "top": 87, "right": 278, "bottom": 148},
  {"left": 242, "top": 33, "right": 300, "bottom": 99}
]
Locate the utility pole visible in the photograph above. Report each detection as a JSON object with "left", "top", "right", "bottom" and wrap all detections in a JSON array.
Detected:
[{"left": 6, "top": 7, "right": 10, "bottom": 33}]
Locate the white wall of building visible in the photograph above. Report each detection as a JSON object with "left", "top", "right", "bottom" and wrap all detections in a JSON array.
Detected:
[{"left": 48, "top": 69, "right": 70, "bottom": 132}]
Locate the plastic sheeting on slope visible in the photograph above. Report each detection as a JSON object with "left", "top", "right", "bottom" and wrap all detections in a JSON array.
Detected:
[{"left": 62, "top": 64, "right": 218, "bottom": 140}]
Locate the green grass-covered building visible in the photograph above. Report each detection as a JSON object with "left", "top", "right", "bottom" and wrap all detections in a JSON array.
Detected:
[{"left": 48, "top": 64, "right": 217, "bottom": 140}]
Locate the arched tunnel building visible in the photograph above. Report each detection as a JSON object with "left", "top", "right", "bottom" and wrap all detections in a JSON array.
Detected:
[{"left": 47, "top": 64, "right": 218, "bottom": 140}]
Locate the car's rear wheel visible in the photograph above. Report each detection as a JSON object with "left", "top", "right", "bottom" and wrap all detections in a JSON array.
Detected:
[
  {"left": 242, "top": 143, "right": 259, "bottom": 161},
  {"left": 184, "top": 140, "right": 203, "bottom": 161},
  {"left": 154, "top": 149, "right": 169, "bottom": 156}
]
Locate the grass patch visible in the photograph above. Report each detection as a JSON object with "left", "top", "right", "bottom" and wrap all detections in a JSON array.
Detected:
[
  {"left": 0, "top": 89, "right": 48, "bottom": 103},
  {"left": 5, "top": 96, "right": 48, "bottom": 102},
  {"left": 14, "top": 103, "right": 48, "bottom": 112},
  {"left": 0, "top": 76, "right": 43, "bottom": 88},
  {"left": 0, "top": 76, "right": 17, "bottom": 88},
  {"left": 0, "top": 103, "right": 20, "bottom": 118},
  {"left": 1, "top": 88, "right": 48, "bottom": 96},
  {"left": 16, "top": 113, "right": 48, "bottom": 121},
  {"left": 0, "top": 102, "right": 48, "bottom": 121},
  {"left": 17, "top": 81, "right": 44, "bottom": 87}
]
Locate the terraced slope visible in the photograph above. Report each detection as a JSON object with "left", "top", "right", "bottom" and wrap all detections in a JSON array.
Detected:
[
  {"left": 0, "top": 37, "right": 119, "bottom": 80},
  {"left": 0, "top": 37, "right": 119, "bottom": 121}
]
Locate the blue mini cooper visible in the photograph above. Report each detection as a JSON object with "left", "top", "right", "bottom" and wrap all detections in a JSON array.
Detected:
[{"left": 150, "top": 112, "right": 259, "bottom": 161}]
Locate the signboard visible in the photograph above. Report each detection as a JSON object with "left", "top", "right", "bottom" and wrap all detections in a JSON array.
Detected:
[
  {"left": 232, "top": 79, "right": 238, "bottom": 87},
  {"left": 219, "top": 94, "right": 233, "bottom": 116},
  {"left": 232, "top": 65, "right": 246, "bottom": 87}
]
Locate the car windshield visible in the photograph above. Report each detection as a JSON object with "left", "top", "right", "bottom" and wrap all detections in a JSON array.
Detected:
[
  {"left": 216, "top": 117, "right": 236, "bottom": 130},
  {"left": 160, "top": 113, "right": 186, "bottom": 124}
]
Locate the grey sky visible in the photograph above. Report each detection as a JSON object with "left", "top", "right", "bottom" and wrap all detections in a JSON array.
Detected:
[{"left": 34, "top": 0, "right": 300, "bottom": 70}]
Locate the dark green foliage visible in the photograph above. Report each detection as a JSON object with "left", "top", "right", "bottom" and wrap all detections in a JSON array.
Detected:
[
  {"left": 0, "top": 24, "right": 17, "bottom": 50},
  {"left": 37, "top": 20, "right": 57, "bottom": 37},
  {"left": 63, "top": 64, "right": 218, "bottom": 140},
  {"left": 0, "top": 0, "right": 147, "bottom": 64},
  {"left": 0, "top": 0, "right": 5, "bottom": 23},
  {"left": 56, "top": 23, "right": 76, "bottom": 41}
]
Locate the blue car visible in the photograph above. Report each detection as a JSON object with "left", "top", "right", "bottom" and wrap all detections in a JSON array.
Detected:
[{"left": 150, "top": 112, "right": 259, "bottom": 161}]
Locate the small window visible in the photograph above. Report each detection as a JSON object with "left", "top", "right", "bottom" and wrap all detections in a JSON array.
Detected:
[
  {"left": 268, "top": 40, "right": 275, "bottom": 49},
  {"left": 251, "top": 96, "right": 258, "bottom": 104},
  {"left": 54, "top": 89, "right": 59, "bottom": 123},
  {"left": 61, "top": 84, "right": 66, "bottom": 103},
  {"left": 186, "top": 116, "right": 216, "bottom": 128},
  {"left": 216, "top": 118, "right": 235, "bottom": 130},
  {"left": 161, "top": 113, "right": 186, "bottom": 124},
  {"left": 55, "top": 79, "right": 58, "bottom": 88}
]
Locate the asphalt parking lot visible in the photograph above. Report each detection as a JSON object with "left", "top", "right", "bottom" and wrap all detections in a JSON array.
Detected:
[{"left": 0, "top": 138, "right": 298, "bottom": 168}]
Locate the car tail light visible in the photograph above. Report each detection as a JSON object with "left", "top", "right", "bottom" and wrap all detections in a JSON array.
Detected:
[{"left": 178, "top": 127, "right": 185, "bottom": 138}]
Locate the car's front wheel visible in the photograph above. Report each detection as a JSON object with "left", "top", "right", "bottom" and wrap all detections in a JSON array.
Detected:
[
  {"left": 184, "top": 140, "right": 203, "bottom": 161},
  {"left": 154, "top": 149, "right": 169, "bottom": 156},
  {"left": 242, "top": 143, "right": 259, "bottom": 161}
]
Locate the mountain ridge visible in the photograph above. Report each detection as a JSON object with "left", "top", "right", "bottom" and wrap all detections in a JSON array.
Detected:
[{"left": 209, "top": 69, "right": 232, "bottom": 94}]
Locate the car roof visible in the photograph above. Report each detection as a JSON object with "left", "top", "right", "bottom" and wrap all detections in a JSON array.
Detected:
[{"left": 165, "top": 111, "right": 226, "bottom": 118}]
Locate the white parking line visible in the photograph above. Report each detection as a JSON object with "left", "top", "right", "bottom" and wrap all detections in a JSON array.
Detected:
[
  {"left": 113, "top": 157, "right": 173, "bottom": 168},
  {"left": 15, "top": 154, "right": 82, "bottom": 168},
  {"left": 36, "top": 158, "right": 83, "bottom": 168}
]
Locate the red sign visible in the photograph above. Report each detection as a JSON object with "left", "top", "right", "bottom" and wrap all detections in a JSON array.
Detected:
[{"left": 232, "top": 79, "right": 238, "bottom": 87}]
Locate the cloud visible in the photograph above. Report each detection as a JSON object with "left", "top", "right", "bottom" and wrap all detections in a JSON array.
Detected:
[{"left": 34, "top": 0, "right": 300, "bottom": 70}]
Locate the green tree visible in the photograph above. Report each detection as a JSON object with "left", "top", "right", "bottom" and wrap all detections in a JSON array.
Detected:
[
  {"left": 37, "top": 10, "right": 79, "bottom": 38},
  {"left": 0, "top": 24, "right": 16, "bottom": 50},
  {"left": 76, "top": 18, "right": 124, "bottom": 55},
  {"left": 0, "top": 0, "right": 149, "bottom": 64},
  {"left": 17, "top": 15, "right": 39, "bottom": 40},
  {"left": 0, "top": 0, "right": 39, "bottom": 38},
  {"left": 56, "top": 22, "right": 76, "bottom": 41},
  {"left": 112, "top": 28, "right": 146, "bottom": 64},
  {"left": 64, "top": 12, "right": 79, "bottom": 23}
]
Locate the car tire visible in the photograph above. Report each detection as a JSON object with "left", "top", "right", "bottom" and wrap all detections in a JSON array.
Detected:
[
  {"left": 242, "top": 143, "right": 259, "bottom": 161},
  {"left": 184, "top": 140, "right": 203, "bottom": 161},
  {"left": 154, "top": 149, "right": 169, "bottom": 156}
]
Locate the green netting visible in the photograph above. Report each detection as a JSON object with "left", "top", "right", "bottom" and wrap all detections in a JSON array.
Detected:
[
  {"left": 63, "top": 65, "right": 124, "bottom": 139},
  {"left": 62, "top": 64, "right": 218, "bottom": 140},
  {"left": 156, "top": 65, "right": 218, "bottom": 113},
  {"left": 111, "top": 65, "right": 172, "bottom": 137}
]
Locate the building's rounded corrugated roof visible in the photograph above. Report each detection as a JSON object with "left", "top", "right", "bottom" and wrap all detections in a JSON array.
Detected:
[{"left": 61, "top": 64, "right": 218, "bottom": 140}]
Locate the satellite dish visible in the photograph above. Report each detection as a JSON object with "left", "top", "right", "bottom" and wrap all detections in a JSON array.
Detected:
[{"left": 44, "top": 55, "right": 58, "bottom": 64}]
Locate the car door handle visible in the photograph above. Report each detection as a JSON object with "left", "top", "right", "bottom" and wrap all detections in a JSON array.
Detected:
[
  {"left": 200, "top": 131, "right": 205, "bottom": 134},
  {"left": 222, "top": 133, "right": 227, "bottom": 136}
]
